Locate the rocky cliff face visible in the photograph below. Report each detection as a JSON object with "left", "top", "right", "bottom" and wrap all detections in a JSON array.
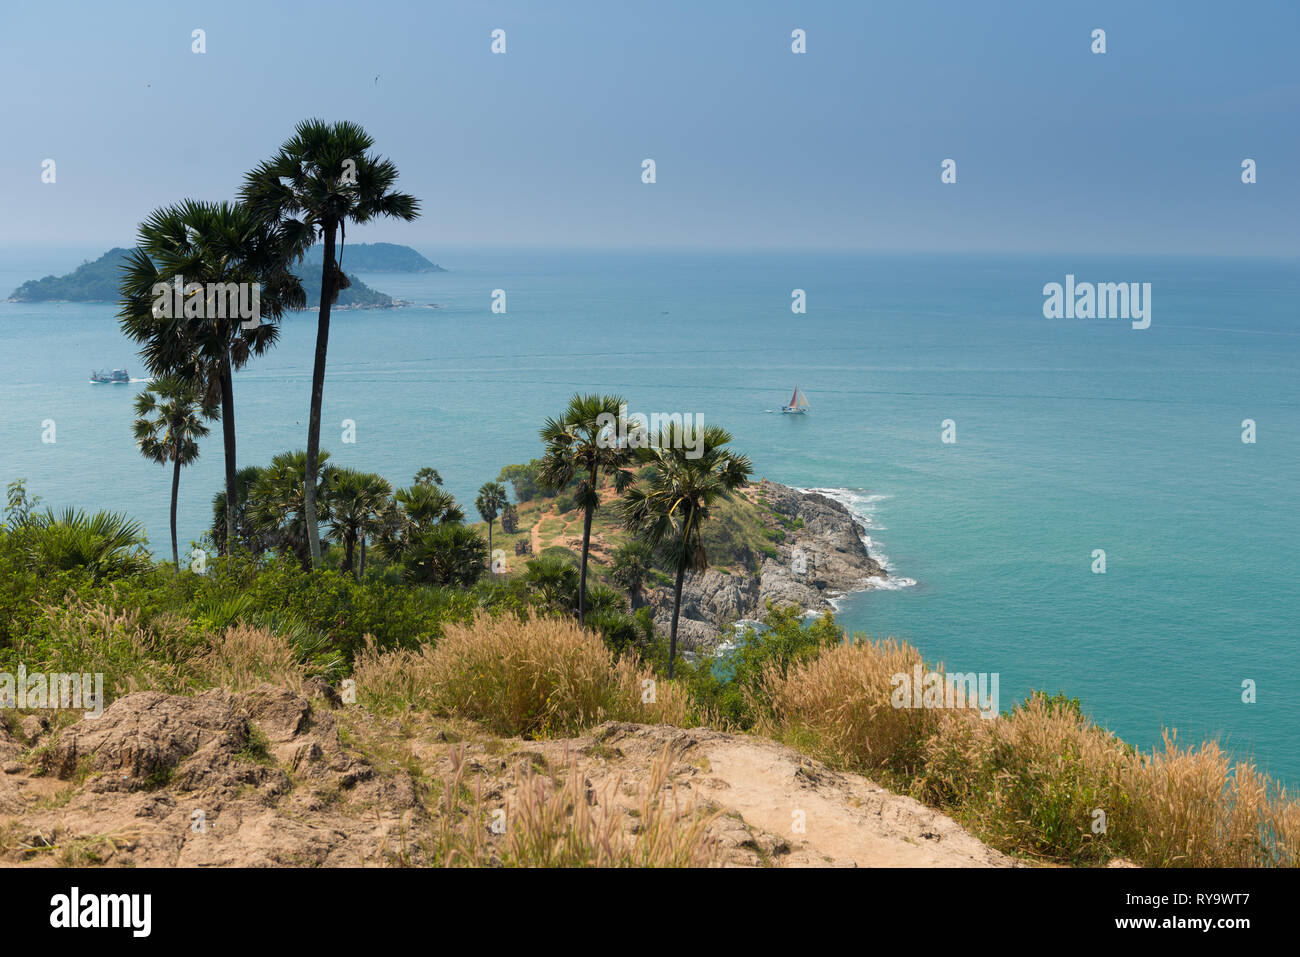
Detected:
[{"left": 648, "top": 481, "right": 887, "bottom": 650}]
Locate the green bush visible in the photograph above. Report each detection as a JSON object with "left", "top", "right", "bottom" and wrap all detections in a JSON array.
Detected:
[
  {"left": 538, "top": 545, "right": 581, "bottom": 567},
  {"left": 0, "top": 526, "right": 514, "bottom": 673},
  {"left": 666, "top": 603, "right": 841, "bottom": 730},
  {"left": 497, "top": 460, "right": 564, "bottom": 503}
]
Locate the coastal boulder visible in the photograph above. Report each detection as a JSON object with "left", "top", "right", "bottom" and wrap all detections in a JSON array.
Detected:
[{"left": 43, "top": 689, "right": 250, "bottom": 789}]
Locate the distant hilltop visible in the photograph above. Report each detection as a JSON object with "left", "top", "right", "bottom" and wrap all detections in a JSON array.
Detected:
[
  {"left": 303, "top": 242, "right": 446, "bottom": 273},
  {"left": 8, "top": 248, "right": 137, "bottom": 304},
  {"left": 6, "top": 242, "right": 444, "bottom": 309}
]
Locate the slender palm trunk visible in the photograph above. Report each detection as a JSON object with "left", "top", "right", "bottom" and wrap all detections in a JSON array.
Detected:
[
  {"left": 219, "top": 351, "right": 238, "bottom": 555},
  {"left": 578, "top": 463, "right": 597, "bottom": 623},
  {"left": 666, "top": 508, "right": 697, "bottom": 679},
  {"left": 669, "top": 552, "right": 686, "bottom": 679},
  {"left": 579, "top": 503, "right": 593, "bottom": 624},
  {"left": 487, "top": 518, "right": 494, "bottom": 566},
  {"left": 344, "top": 529, "right": 356, "bottom": 574},
  {"left": 169, "top": 448, "right": 182, "bottom": 568},
  {"left": 359, "top": 536, "right": 367, "bottom": 579},
  {"left": 303, "top": 222, "right": 336, "bottom": 569}
]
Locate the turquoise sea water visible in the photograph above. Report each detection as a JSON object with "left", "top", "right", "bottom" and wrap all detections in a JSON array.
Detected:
[{"left": 1, "top": 245, "right": 1297, "bottom": 782}]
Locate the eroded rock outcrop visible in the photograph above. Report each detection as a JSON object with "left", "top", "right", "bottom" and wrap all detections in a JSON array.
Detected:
[
  {"left": 0, "top": 686, "right": 1010, "bottom": 868},
  {"left": 4, "top": 684, "right": 415, "bottom": 866}
]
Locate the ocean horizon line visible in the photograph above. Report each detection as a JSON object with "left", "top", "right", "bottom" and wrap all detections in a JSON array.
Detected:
[{"left": 2, "top": 241, "right": 1297, "bottom": 263}]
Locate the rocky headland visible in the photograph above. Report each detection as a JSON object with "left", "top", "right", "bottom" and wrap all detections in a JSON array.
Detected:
[{"left": 646, "top": 480, "right": 888, "bottom": 651}]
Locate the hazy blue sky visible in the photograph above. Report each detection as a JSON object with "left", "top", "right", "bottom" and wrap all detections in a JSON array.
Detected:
[{"left": 2, "top": 0, "right": 1296, "bottom": 254}]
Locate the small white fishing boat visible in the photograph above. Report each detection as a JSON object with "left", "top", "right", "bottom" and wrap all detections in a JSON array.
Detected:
[{"left": 90, "top": 369, "right": 130, "bottom": 384}]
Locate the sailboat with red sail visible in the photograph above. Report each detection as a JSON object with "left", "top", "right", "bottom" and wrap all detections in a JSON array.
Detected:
[{"left": 781, "top": 386, "right": 810, "bottom": 414}]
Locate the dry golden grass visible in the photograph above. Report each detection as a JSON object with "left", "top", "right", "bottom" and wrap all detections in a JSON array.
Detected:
[
  {"left": 755, "top": 637, "right": 941, "bottom": 774},
  {"left": 353, "top": 612, "right": 687, "bottom": 737},
  {"left": 1276, "top": 799, "right": 1300, "bottom": 867},
  {"left": 918, "top": 695, "right": 1133, "bottom": 861},
  {"left": 431, "top": 744, "right": 719, "bottom": 867},
  {"left": 33, "top": 600, "right": 195, "bottom": 697},
  {"left": 350, "top": 641, "right": 437, "bottom": 710},
  {"left": 31, "top": 601, "right": 307, "bottom": 699},
  {"left": 194, "top": 623, "right": 306, "bottom": 693},
  {"left": 1121, "top": 732, "right": 1296, "bottom": 867},
  {"left": 760, "top": 634, "right": 1300, "bottom": 867}
]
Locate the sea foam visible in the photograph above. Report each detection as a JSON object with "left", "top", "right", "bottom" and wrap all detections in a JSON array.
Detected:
[{"left": 797, "top": 487, "right": 917, "bottom": 592}]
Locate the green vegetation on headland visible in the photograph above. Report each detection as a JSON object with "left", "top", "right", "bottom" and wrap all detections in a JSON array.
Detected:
[
  {"left": 293, "top": 265, "right": 393, "bottom": 309},
  {"left": 6, "top": 243, "right": 436, "bottom": 308},
  {"left": 482, "top": 462, "right": 774, "bottom": 564}
]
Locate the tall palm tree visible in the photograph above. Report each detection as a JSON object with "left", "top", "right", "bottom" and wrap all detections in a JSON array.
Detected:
[
  {"left": 538, "top": 394, "right": 636, "bottom": 623},
  {"left": 246, "top": 449, "right": 336, "bottom": 569},
  {"left": 475, "top": 481, "right": 508, "bottom": 561},
  {"left": 132, "top": 375, "right": 219, "bottom": 567},
  {"left": 242, "top": 119, "right": 420, "bottom": 570},
  {"left": 326, "top": 468, "right": 393, "bottom": 578},
  {"left": 621, "top": 424, "right": 752, "bottom": 677},
  {"left": 118, "top": 200, "right": 304, "bottom": 553},
  {"left": 414, "top": 467, "right": 443, "bottom": 488}
]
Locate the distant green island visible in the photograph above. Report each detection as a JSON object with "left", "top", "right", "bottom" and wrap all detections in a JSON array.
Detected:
[
  {"left": 7, "top": 242, "right": 444, "bottom": 309},
  {"left": 304, "top": 241, "right": 445, "bottom": 273}
]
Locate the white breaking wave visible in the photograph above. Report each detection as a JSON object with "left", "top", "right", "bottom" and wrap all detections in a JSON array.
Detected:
[
  {"left": 796, "top": 486, "right": 917, "bottom": 592},
  {"left": 711, "top": 618, "right": 765, "bottom": 656}
]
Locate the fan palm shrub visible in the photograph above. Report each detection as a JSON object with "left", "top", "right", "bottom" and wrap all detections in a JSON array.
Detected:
[
  {"left": 522, "top": 554, "right": 579, "bottom": 612},
  {"left": 376, "top": 481, "right": 464, "bottom": 562},
  {"left": 403, "top": 523, "right": 488, "bottom": 587},
  {"left": 22, "top": 509, "right": 150, "bottom": 581},
  {"left": 246, "top": 450, "right": 336, "bottom": 568}
]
